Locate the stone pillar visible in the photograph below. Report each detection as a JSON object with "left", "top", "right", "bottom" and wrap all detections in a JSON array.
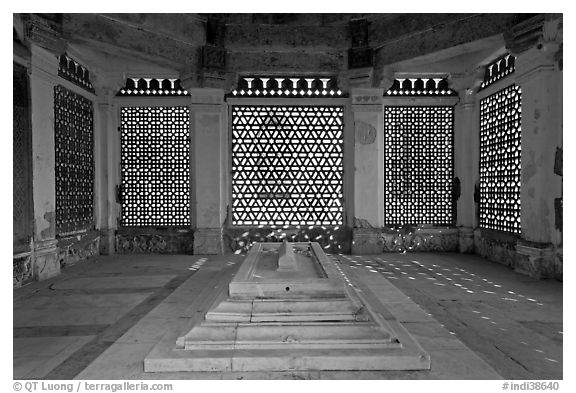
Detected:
[
  {"left": 515, "top": 46, "right": 562, "bottom": 246},
  {"left": 29, "top": 45, "right": 60, "bottom": 280},
  {"left": 190, "top": 88, "right": 227, "bottom": 254},
  {"left": 351, "top": 88, "right": 385, "bottom": 227},
  {"left": 452, "top": 73, "right": 481, "bottom": 253},
  {"left": 513, "top": 43, "right": 562, "bottom": 277},
  {"left": 350, "top": 88, "right": 385, "bottom": 254},
  {"left": 92, "top": 74, "right": 124, "bottom": 254}
]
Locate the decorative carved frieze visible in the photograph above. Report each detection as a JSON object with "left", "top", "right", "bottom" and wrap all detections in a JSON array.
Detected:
[
  {"left": 229, "top": 76, "right": 344, "bottom": 98},
  {"left": 223, "top": 226, "right": 352, "bottom": 255},
  {"left": 473, "top": 229, "right": 518, "bottom": 268},
  {"left": 117, "top": 78, "right": 189, "bottom": 97},
  {"left": 116, "top": 231, "right": 194, "bottom": 254},
  {"left": 384, "top": 77, "right": 456, "bottom": 97},
  {"left": 352, "top": 225, "right": 459, "bottom": 254},
  {"left": 57, "top": 235, "right": 100, "bottom": 267},
  {"left": 58, "top": 54, "right": 94, "bottom": 93},
  {"left": 13, "top": 253, "right": 33, "bottom": 288}
]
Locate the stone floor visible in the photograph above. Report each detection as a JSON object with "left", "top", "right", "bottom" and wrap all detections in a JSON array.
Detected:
[{"left": 13, "top": 252, "right": 562, "bottom": 380}]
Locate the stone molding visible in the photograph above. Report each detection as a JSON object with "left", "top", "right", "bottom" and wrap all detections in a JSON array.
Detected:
[{"left": 352, "top": 226, "right": 459, "bottom": 254}]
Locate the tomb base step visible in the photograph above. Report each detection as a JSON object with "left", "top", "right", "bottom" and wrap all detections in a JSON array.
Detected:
[
  {"left": 145, "top": 346, "right": 430, "bottom": 372},
  {"left": 205, "top": 298, "right": 367, "bottom": 323},
  {"left": 177, "top": 321, "right": 396, "bottom": 351}
]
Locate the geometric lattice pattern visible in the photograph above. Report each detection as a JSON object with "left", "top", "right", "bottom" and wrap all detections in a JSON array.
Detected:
[
  {"left": 479, "top": 85, "right": 522, "bottom": 234},
  {"left": 54, "top": 85, "right": 95, "bottom": 234},
  {"left": 231, "top": 105, "right": 344, "bottom": 226},
  {"left": 384, "top": 106, "right": 454, "bottom": 226},
  {"left": 230, "top": 76, "right": 343, "bottom": 98},
  {"left": 480, "top": 54, "right": 516, "bottom": 91},
  {"left": 384, "top": 77, "right": 457, "bottom": 96},
  {"left": 120, "top": 106, "right": 190, "bottom": 227},
  {"left": 117, "top": 78, "right": 189, "bottom": 97}
]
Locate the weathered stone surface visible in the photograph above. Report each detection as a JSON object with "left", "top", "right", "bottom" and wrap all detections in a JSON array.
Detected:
[
  {"left": 101, "top": 13, "right": 206, "bottom": 45},
  {"left": 62, "top": 14, "right": 199, "bottom": 67},
  {"left": 225, "top": 25, "right": 349, "bottom": 49},
  {"left": 374, "top": 14, "right": 517, "bottom": 68},
  {"left": 227, "top": 50, "right": 344, "bottom": 73}
]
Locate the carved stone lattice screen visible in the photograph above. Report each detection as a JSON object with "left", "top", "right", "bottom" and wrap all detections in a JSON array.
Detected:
[
  {"left": 13, "top": 63, "right": 33, "bottom": 247},
  {"left": 384, "top": 106, "right": 454, "bottom": 226},
  {"left": 479, "top": 85, "right": 522, "bottom": 234},
  {"left": 231, "top": 105, "right": 344, "bottom": 226},
  {"left": 54, "top": 85, "right": 94, "bottom": 234},
  {"left": 120, "top": 107, "right": 190, "bottom": 227}
]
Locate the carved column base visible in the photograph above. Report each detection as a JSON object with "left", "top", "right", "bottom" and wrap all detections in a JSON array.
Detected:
[
  {"left": 515, "top": 242, "right": 555, "bottom": 280},
  {"left": 352, "top": 228, "right": 384, "bottom": 254},
  {"left": 193, "top": 228, "right": 224, "bottom": 255},
  {"left": 99, "top": 228, "right": 116, "bottom": 255},
  {"left": 33, "top": 238, "right": 60, "bottom": 281},
  {"left": 458, "top": 227, "right": 474, "bottom": 253},
  {"left": 554, "top": 247, "right": 562, "bottom": 281}
]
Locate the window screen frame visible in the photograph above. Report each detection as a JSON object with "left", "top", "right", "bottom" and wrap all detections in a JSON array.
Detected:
[
  {"left": 382, "top": 103, "right": 457, "bottom": 227},
  {"left": 116, "top": 98, "right": 193, "bottom": 229},
  {"left": 226, "top": 97, "right": 352, "bottom": 229}
]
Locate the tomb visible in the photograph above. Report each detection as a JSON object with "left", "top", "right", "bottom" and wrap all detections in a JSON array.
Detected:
[{"left": 145, "top": 241, "right": 430, "bottom": 372}]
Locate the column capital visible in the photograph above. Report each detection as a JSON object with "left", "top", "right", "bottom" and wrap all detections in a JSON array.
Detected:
[
  {"left": 91, "top": 71, "right": 125, "bottom": 100},
  {"left": 450, "top": 68, "right": 484, "bottom": 105},
  {"left": 350, "top": 87, "right": 384, "bottom": 111}
]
